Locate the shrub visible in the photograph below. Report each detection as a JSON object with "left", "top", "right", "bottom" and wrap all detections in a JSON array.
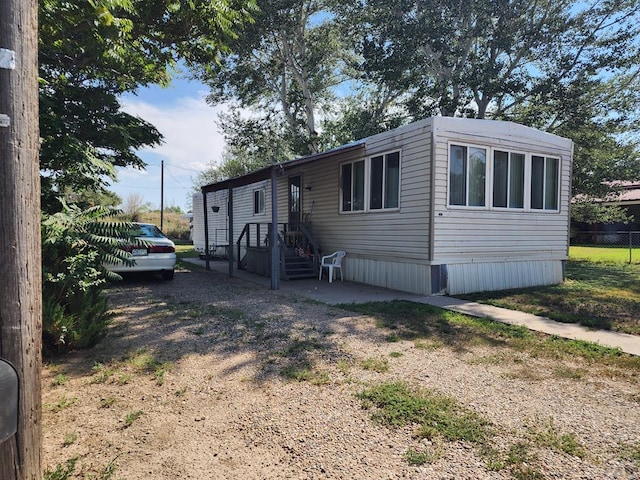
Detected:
[{"left": 41, "top": 202, "right": 135, "bottom": 354}]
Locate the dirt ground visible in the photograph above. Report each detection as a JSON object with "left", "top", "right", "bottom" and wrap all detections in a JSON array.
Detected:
[{"left": 42, "top": 266, "right": 640, "bottom": 479}]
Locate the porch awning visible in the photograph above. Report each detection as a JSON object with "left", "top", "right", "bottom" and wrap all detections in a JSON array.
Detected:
[{"left": 200, "top": 141, "right": 365, "bottom": 194}]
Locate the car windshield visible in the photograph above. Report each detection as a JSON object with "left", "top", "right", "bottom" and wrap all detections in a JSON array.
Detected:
[{"left": 136, "top": 224, "right": 166, "bottom": 238}]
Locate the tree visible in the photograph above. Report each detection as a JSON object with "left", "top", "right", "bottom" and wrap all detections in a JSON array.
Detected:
[
  {"left": 338, "top": 0, "right": 640, "bottom": 212},
  {"left": 196, "top": 0, "right": 347, "bottom": 157},
  {"left": 122, "top": 193, "right": 151, "bottom": 221},
  {"left": 35, "top": 0, "right": 257, "bottom": 364},
  {"left": 39, "top": 0, "right": 256, "bottom": 213},
  {"left": 0, "top": 0, "right": 42, "bottom": 478}
]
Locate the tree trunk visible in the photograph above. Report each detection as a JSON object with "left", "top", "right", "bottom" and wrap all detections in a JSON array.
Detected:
[{"left": 0, "top": 0, "right": 42, "bottom": 479}]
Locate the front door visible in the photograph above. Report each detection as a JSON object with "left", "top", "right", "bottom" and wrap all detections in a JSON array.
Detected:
[{"left": 288, "top": 175, "right": 302, "bottom": 231}]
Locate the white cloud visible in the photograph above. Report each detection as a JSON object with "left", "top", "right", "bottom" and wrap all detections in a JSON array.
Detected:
[{"left": 121, "top": 94, "right": 226, "bottom": 171}]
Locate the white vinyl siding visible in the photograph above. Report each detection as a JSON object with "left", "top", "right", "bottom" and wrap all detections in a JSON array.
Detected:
[
  {"left": 433, "top": 117, "right": 572, "bottom": 267},
  {"left": 275, "top": 121, "right": 432, "bottom": 294}
]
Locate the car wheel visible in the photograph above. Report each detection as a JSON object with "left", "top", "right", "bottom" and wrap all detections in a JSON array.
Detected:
[{"left": 161, "top": 269, "right": 174, "bottom": 281}]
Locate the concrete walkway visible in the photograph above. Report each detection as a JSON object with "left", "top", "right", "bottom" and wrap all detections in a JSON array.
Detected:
[{"left": 183, "top": 258, "right": 640, "bottom": 356}]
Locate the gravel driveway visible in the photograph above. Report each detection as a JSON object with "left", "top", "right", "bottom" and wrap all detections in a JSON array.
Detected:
[{"left": 42, "top": 265, "right": 640, "bottom": 479}]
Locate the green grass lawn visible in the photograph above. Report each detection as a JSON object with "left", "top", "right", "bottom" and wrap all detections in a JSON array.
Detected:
[
  {"left": 570, "top": 245, "right": 640, "bottom": 264},
  {"left": 174, "top": 244, "right": 198, "bottom": 259},
  {"left": 461, "top": 248, "right": 640, "bottom": 335}
]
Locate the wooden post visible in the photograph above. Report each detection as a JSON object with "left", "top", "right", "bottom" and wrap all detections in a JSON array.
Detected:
[
  {"left": 270, "top": 167, "right": 280, "bottom": 290},
  {"left": 0, "top": 0, "right": 43, "bottom": 479}
]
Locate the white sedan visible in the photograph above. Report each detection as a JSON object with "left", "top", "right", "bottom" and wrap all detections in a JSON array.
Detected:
[{"left": 105, "top": 223, "right": 176, "bottom": 280}]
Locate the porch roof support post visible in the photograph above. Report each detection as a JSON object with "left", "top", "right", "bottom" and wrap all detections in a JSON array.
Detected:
[
  {"left": 270, "top": 167, "right": 280, "bottom": 290},
  {"left": 202, "top": 190, "right": 210, "bottom": 271},
  {"left": 228, "top": 186, "right": 234, "bottom": 277}
]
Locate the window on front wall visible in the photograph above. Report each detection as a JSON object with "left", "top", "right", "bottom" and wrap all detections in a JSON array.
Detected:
[
  {"left": 449, "top": 144, "right": 561, "bottom": 212},
  {"left": 493, "top": 150, "right": 525, "bottom": 209},
  {"left": 449, "top": 145, "right": 487, "bottom": 207},
  {"left": 341, "top": 151, "right": 401, "bottom": 212},
  {"left": 253, "top": 189, "right": 265, "bottom": 215},
  {"left": 341, "top": 160, "right": 365, "bottom": 211},
  {"left": 370, "top": 152, "right": 400, "bottom": 209},
  {"left": 531, "top": 155, "right": 559, "bottom": 210}
]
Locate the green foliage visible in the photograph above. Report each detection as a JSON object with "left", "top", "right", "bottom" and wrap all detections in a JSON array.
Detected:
[
  {"left": 41, "top": 202, "right": 139, "bottom": 353},
  {"left": 44, "top": 457, "right": 78, "bottom": 480},
  {"left": 196, "top": 0, "right": 346, "bottom": 157},
  {"left": 571, "top": 201, "right": 634, "bottom": 225},
  {"left": 358, "top": 381, "right": 492, "bottom": 443},
  {"left": 124, "top": 410, "right": 144, "bottom": 428},
  {"left": 403, "top": 448, "right": 436, "bottom": 466},
  {"left": 39, "top": 0, "right": 256, "bottom": 212},
  {"left": 462, "top": 258, "right": 640, "bottom": 335}
]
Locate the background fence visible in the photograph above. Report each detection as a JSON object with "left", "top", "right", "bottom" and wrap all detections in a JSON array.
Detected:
[{"left": 571, "top": 230, "right": 640, "bottom": 264}]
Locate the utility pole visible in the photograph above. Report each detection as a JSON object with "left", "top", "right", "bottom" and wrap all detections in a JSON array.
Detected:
[
  {"left": 0, "top": 0, "right": 43, "bottom": 478},
  {"left": 160, "top": 160, "right": 164, "bottom": 231}
]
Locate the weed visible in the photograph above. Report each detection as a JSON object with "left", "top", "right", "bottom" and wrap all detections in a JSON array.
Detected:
[
  {"left": 44, "top": 457, "right": 78, "bottom": 480},
  {"left": 100, "top": 397, "right": 116, "bottom": 408},
  {"left": 90, "top": 362, "right": 114, "bottom": 384},
  {"left": 127, "top": 348, "right": 157, "bottom": 371},
  {"left": 191, "top": 325, "right": 206, "bottom": 336},
  {"left": 389, "top": 351, "right": 403, "bottom": 358},
  {"left": 62, "top": 431, "right": 78, "bottom": 447},
  {"left": 47, "top": 395, "right": 77, "bottom": 413},
  {"left": 360, "top": 357, "right": 389, "bottom": 373},
  {"left": 125, "top": 348, "right": 171, "bottom": 385},
  {"left": 336, "top": 360, "right": 350, "bottom": 374},
  {"left": 53, "top": 373, "right": 69, "bottom": 386},
  {"left": 278, "top": 337, "right": 325, "bottom": 357},
  {"left": 115, "top": 373, "right": 131, "bottom": 385},
  {"left": 281, "top": 363, "right": 330, "bottom": 385},
  {"left": 124, "top": 410, "right": 143, "bottom": 428},
  {"left": 175, "top": 387, "right": 188, "bottom": 397},
  {"left": 154, "top": 364, "right": 170, "bottom": 386},
  {"left": 358, "top": 381, "right": 491, "bottom": 443},
  {"left": 385, "top": 333, "right": 400, "bottom": 342},
  {"left": 511, "top": 465, "right": 545, "bottom": 480},
  {"left": 413, "top": 339, "right": 443, "bottom": 350},
  {"left": 528, "top": 417, "right": 586, "bottom": 458},
  {"left": 88, "top": 457, "right": 119, "bottom": 480},
  {"left": 618, "top": 441, "right": 640, "bottom": 462},
  {"left": 506, "top": 442, "right": 535, "bottom": 465},
  {"left": 553, "top": 365, "right": 585, "bottom": 380},
  {"left": 404, "top": 448, "right": 436, "bottom": 465},
  {"left": 502, "top": 367, "right": 544, "bottom": 382}
]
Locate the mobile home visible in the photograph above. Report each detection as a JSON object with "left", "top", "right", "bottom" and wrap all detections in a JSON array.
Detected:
[{"left": 194, "top": 117, "right": 573, "bottom": 295}]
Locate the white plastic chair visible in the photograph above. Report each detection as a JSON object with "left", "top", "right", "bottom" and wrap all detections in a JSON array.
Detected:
[{"left": 319, "top": 251, "right": 346, "bottom": 283}]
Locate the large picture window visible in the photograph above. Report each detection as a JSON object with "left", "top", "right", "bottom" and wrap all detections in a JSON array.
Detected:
[
  {"left": 449, "top": 145, "right": 487, "bottom": 207},
  {"left": 449, "top": 144, "right": 561, "bottom": 212},
  {"left": 341, "top": 151, "right": 401, "bottom": 213}
]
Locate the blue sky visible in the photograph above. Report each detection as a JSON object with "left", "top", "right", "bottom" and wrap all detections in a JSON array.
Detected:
[{"left": 114, "top": 76, "right": 226, "bottom": 213}]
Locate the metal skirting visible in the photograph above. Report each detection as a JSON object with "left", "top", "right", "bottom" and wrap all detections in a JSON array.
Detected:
[{"left": 445, "top": 260, "right": 564, "bottom": 295}]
